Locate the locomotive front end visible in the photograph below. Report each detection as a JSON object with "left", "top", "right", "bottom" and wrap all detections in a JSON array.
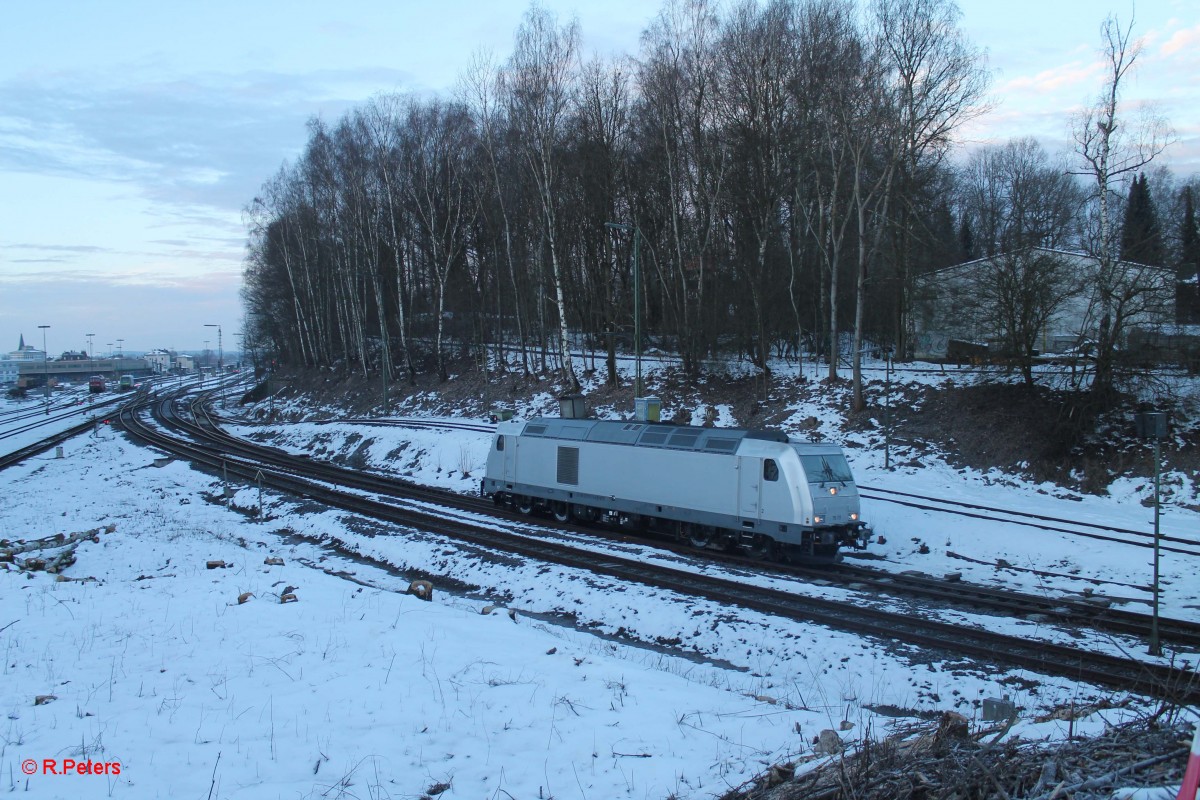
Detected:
[{"left": 796, "top": 447, "right": 869, "bottom": 551}]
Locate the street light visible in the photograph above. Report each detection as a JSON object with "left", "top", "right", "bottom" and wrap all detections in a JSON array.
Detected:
[
  {"left": 38, "top": 324, "right": 50, "bottom": 409},
  {"left": 86, "top": 333, "right": 94, "bottom": 360},
  {"left": 205, "top": 324, "right": 223, "bottom": 408},
  {"left": 604, "top": 221, "right": 642, "bottom": 401},
  {"left": 1136, "top": 411, "right": 1168, "bottom": 656},
  {"left": 884, "top": 347, "right": 894, "bottom": 471}
]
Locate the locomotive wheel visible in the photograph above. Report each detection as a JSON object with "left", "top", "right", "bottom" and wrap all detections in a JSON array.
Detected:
[
  {"left": 552, "top": 501, "right": 571, "bottom": 523},
  {"left": 515, "top": 496, "right": 535, "bottom": 515},
  {"left": 686, "top": 524, "right": 714, "bottom": 549}
]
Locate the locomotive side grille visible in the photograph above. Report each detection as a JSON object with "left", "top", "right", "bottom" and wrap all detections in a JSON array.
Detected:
[{"left": 557, "top": 446, "right": 580, "bottom": 485}]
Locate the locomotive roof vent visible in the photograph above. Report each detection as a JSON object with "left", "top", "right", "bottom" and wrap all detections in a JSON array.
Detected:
[{"left": 634, "top": 395, "right": 661, "bottom": 422}]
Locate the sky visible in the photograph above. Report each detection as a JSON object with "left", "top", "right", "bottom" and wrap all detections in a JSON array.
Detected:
[{"left": 1, "top": 0, "right": 1197, "bottom": 356}]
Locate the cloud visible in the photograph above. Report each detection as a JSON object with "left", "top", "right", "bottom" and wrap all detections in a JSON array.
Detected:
[
  {"left": 1000, "top": 60, "right": 1105, "bottom": 95},
  {"left": 0, "top": 269, "right": 244, "bottom": 352},
  {"left": 0, "top": 65, "right": 413, "bottom": 218},
  {"left": 1159, "top": 24, "right": 1200, "bottom": 56},
  {"left": 1, "top": 243, "right": 110, "bottom": 254}
]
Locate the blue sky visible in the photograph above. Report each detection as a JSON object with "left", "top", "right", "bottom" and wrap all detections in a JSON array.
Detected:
[{"left": 1, "top": 0, "right": 1196, "bottom": 355}]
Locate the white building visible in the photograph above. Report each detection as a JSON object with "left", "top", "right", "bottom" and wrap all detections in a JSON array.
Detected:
[
  {"left": 6, "top": 334, "right": 45, "bottom": 362},
  {"left": 144, "top": 349, "right": 174, "bottom": 373},
  {"left": 912, "top": 248, "right": 1176, "bottom": 359}
]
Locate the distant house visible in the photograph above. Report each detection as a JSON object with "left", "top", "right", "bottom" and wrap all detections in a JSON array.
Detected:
[
  {"left": 144, "top": 349, "right": 175, "bottom": 373},
  {"left": 912, "top": 248, "right": 1176, "bottom": 359},
  {"left": 175, "top": 354, "right": 196, "bottom": 371},
  {"left": 0, "top": 360, "right": 17, "bottom": 386}
]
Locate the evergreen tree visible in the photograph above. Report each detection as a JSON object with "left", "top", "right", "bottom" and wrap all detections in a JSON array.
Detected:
[
  {"left": 1179, "top": 186, "right": 1200, "bottom": 324},
  {"left": 1120, "top": 173, "right": 1164, "bottom": 266},
  {"left": 958, "top": 216, "right": 974, "bottom": 262}
]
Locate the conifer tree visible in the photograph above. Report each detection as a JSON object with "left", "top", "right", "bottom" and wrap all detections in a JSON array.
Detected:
[
  {"left": 1120, "top": 173, "right": 1164, "bottom": 266},
  {"left": 1179, "top": 186, "right": 1200, "bottom": 324}
]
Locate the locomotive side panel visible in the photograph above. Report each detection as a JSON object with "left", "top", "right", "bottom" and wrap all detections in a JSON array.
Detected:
[
  {"left": 482, "top": 418, "right": 868, "bottom": 559},
  {"left": 508, "top": 436, "right": 741, "bottom": 518}
]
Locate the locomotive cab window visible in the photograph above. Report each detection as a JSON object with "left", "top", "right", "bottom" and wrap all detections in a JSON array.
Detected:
[
  {"left": 763, "top": 459, "right": 779, "bottom": 481},
  {"left": 496, "top": 435, "right": 505, "bottom": 451}
]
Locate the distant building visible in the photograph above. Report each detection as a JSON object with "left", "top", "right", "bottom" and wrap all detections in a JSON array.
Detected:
[
  {"left": 144, "top": 349, "right": 174, "bottom": 373},
  {"left": 176, "top": 354, "right": 196, "bottom": 371},
  {"left": 912, "top": 248, "right": 1176, "bottom": 359},
  {"left": 0, "top": 360, "right": 17, "bottom": 386},
  {"left": 6, "top": 334, "right": 45, "bottom": 362}
]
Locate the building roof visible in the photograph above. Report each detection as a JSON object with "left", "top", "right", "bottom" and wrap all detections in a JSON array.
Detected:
[{"left": 918, "top": 247, "right": 1175, "bottom": 282}]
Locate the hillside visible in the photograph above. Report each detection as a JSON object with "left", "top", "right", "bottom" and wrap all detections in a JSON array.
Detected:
[{"left": 254, "top": 354, "right": 1200, "bottom": 510}]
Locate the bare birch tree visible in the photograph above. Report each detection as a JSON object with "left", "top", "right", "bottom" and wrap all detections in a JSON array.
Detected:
[
  {"left": 504, "top": 6, "right": 581, "bottom": 391},
  {"left": 1069, "top": 14, "right": 1175, "bottom": 399}
]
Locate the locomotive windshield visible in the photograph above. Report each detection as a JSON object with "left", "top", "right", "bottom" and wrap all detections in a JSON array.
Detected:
[{"left": 799, "top": 453, "right": 853, "bottom": 484}]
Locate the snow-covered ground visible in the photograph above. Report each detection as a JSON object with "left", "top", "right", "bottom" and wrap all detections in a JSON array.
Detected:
[{"left": 2, "top": 361, "right": 1198, "bottom": 799}]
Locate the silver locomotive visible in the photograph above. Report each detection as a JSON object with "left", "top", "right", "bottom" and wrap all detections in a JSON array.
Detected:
[{"left": 482, "top": 417, "right": 868, "bottom": 560}]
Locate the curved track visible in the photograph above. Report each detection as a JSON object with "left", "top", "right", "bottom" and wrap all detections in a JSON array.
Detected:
[
  {"left": 220, "top": 412, "right": 1200, "bottom": 650},
  {"left": 112, "top": 390, "right": 1200, "bottom": 706}
]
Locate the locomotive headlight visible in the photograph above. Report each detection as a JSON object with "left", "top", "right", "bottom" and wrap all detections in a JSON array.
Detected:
[
  {"left": 829, "top": 487, "right": 838, "bottom": 495},
  {"left": 850, "top": 512, "right": 858, "bottom": 521},
  {"left": 813, "top": 515, "right": 823, "bottom": 524}
]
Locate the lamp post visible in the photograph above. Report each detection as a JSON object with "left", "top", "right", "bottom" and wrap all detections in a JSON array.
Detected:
[
  {"left": 38, "top": 324, "right": 50, "bottom": 409},
  {"left": 1135, "top": 411, "right": 1168, "bottom": 656},
  {"left": 86, "top": 333, "right": 94, "bottom": 359},
  {"left": 115, "top": 339, "right": 124, "bottom": 378},
  {"left": 884, "top": 347, "right": 894, "bottom": 471},
  {"left": 604, "top": 221, "right": 642, "bottom": 401},
  {"left": 205, "top": 323, "right": 223, "bottom": 408}
]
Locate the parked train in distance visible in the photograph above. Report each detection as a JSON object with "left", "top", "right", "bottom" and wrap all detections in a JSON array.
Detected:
[
  {"left": 88, "top": 375, "right": 106, "bottom": 393},
  {"left": 482, "top": 417, "right": 868, "bottom": 561},
  {"left": 118, "top": 374, "right": 135, "bottom": 391}
]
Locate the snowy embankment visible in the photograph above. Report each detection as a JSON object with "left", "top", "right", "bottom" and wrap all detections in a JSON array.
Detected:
[
  {"left": 2, "top": 361, "right": 1198, "bottom": 799},
  {"left": 4, "top": 433, "right": 813, "bottom": 798}
]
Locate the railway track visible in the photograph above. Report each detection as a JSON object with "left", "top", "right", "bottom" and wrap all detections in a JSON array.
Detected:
[
  {"left": 320, "top": 416, "right": 1200, "bottom": 557},
  {"left": 859, "top": 485, "right": 1200, "bottom": 556},
  {"left": 116, "top": 390, "right": 1200, "bottom": 706},
  {"left": 210, "top": 410, "right": 1200, "bottom": 650},
  {"left": 0, "top": 395, "right": 124, "bottom": 441}
]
